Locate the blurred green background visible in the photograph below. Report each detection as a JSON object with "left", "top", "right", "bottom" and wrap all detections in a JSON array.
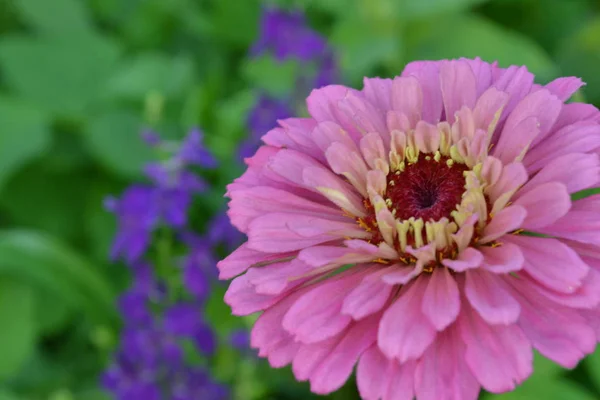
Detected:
[{"left": 0, "top": 0, "right": 600, "bottom": 399}]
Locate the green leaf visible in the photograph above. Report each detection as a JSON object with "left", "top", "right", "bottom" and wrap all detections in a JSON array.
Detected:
[
  {"left": 399, "top": 0, "right": 490, "bottom": 19},
  {"left": 243, "top": 55, "right": 300, "bottom": 97},
  {"left": 406, "top": 14, "right": 558, "bottom": 82},
  {"left": 572, "top": 188, "right": 600, "bottom": 201},
  {"left": 13, "top": 0, "right": 92, "bottom": 37},
  {"left": 211, "top": 89, "right": 257, "bottom": 164},
  {"left": 493, "top": 380, "right": 596, "bottom": 400},
  {"left": 0, "top": 34, "right": 121, "bottom": 116},
  {"left": 0, "top": 389, "right": 20, "bottom": 400},
  {"left": 211, "top": 0, "right": 260, "bottom": 46},
  {"left": 556, "top": 17, "right": 600, "bottom": 103},
  {"left": 331, "top": 12, "right": 403, "bottom": 82},
  {"left": 585, "top": 346, "right": 600, "bottom": 394},
  {"left": 0, "top": 230, "right": 118, "bottom": 326},
  {"left": 106, "top": 53, "right": 195, "bottom": 100},
  {"left": 0, "top": 165, "right": 90, "bottom": 242},
  {"left": 84, "top": 110, "right": 154, "bottom": 178},
  {"left": 0, "top": 279, "right": 36, "bottom": 379},
  {"left": 0, "top": 97, "right": 51, "bottom": 193},
  {"left": 35, "top": 288, "right": 72, "bottom": 336}
]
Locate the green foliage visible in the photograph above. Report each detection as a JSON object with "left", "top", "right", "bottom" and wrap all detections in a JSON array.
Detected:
[
  {"left": 406, "top": 14, "right": 558, "bottom": 82},
  {"left": 0, "top": 34, "right": 121, "bottom": 117},
  {"left": 0, "top": 97, "right": 51, "bottom": 192},
  {"left": 0, "top": 280, "right": 36, "bottom": 379}
]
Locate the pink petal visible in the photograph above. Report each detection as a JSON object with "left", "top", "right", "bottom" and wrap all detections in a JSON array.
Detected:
[
  {"left": 391, "top": 76, "right": 422, "bottom": 126},
  {"left": 521, "top": 268, "right": 600, "bottom": 310},
  {"left": 493, "top": 116, "right": 539, "bottom": 163},
  {"left": 325, "top": 142, "right": 369, "bottom": 197},
  {"left": 443, "top": 247, "right": 483, "bottom": 272},
  {"left": 283, "top": 270, "right": 365, "bottom": 343},
  {"left": 266, "top": 118, "right": 322, "bottom": 161},
  {"left": 245, "top": 258, "right": 311, "bottom": 295},
  {"left": 297, "top": 242, "right": 378, "bottom": 268},
  {"left": 378, "top": 277, "right": 437, "bottom": 362},
  {"left": 439, "top": 60, "right": 477, "bottom": 123},
  {"left": 521, "top": 153, "right": 600, "bottom": 195},
  {"left": 292, "top": 336, "right": 338, "bottom": 381},
  {"left": 545, "top": 76, "right": 584, "bottom": 101},
  {"left": 251, "top": 289, "right": 308, "bottom": 365},
  {"left": 507, "top": 236, "right": 589, "bottom": 294},
  {"left": 462, "top": 56, "right": 493, "bottom": 96},
  {"left": 306, "top": 85, "right": 363, "bottom": 141},
  {"left": 480, "top": 243, "right": 525, "bottom": 273},
  {"left": 302, "top": 166, "right": 366, "bottom": 216},
  {"left": 247, "top": 212, "right": 368, "bottom": 253},
  {"left": 414, "top": 326, "right": 480, "bottom": 400},
  {"left": 362, "top": 77, "right": 393, "bottom": 112},
  {"left": 381, "top": 264, "right": 421, "bottom": 285},
  {"left": 473, "top": 87, "right": 509, "bottom": 134},
  {"left": 539, "top": 195, "right": 600, "bottom": 246},
  {"left": 421, "top": 267, "right": 460, "bottom": 330},
  {"left": 459, "top": 307, "right": 532, "bottom": 393},
  {"left": 310, "top": 121, "right": 359, "bottom": 154},
  {"left": 383, "top": 360, "right": 417, "bottom": 400},
  {"left": 225, "top": 273, "right": 281, "bottom": 316},
  {"left": 486, "top": 162, "right": 528, "bottom": 205},
  {"left": 414, "top": 121, "right": 441, "bottom": 153},
  {"left": 465, "top": 269, "right": 521, "bottom": 325},
  {"left": 507, "top": 275, "right": 597, "bottom": 368},
  {"left": 217, "top": 243, "right": 294, "bottom": 279},
  {"left": 512, "top": 182, "right": 571, "bottom": 230},
  {"left": 524, "top": 122, "right": 600, "bottom": 173},
  {"left": 342, "top": 271, "right": 393, "bottom": 320},
  {"left": 228, "top": 185, "right": 342, "bottom": 232},
  {"left": 359, "top": 132, "right": 388, "bottom": 170},
  {"left": 309, "top": 314, "right": 379, "bottom": 394},
  {"left": 338, "top": 91, "right": 387, "bottom": 139},
  {"left": 401, "top": 61, "right": 443, "bottom": 123},
  {"left": 491, "top": 65, "right": 534, "bottom": 126},
  {"left": 356, "top": 346, "right": 392, "bottom": 400},
  {"left": 480, "top": 205, "right": 527, "bottom": 243}
]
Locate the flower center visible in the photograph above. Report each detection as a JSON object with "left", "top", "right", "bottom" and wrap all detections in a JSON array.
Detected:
[{"left": 386, "top": 156, "right": 468, "bottom": 222}]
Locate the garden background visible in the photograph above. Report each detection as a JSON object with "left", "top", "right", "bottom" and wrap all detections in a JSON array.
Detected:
[{"left": 0, "top": 0, "right": 600, "bottom": 399}]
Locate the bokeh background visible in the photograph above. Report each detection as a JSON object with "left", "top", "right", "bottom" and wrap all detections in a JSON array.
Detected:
[{"left": 1, "top": 0, "right": 600, "bottom": 399}]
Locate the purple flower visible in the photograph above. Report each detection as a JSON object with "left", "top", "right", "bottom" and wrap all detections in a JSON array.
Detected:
[
  {"left": 177, "top": 129, "right": 218, "bottom": 168},
  {"left": 241, "top": 94, "right": 293, "bottom": 159},
  {"left": 207, "top": 213, "right": 245, "bottom": 252},
  {"left": 106, "top": 185, "right": 158, "bottom": 263},
  {"left": 163, "top": 304, "right": 216, "bottom": 355},
  {"left": 229, "top": 329, "right": 250, "bottom": 351},
  {"left": 251, "top": 8, "right": 327, "bottom": 61}
]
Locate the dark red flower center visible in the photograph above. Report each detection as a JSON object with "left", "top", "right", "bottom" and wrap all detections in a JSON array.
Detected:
[
  {"left": 386, "top": 156, "right": 468, "bottom": 221},
  {"left": 359, "top": 156, "right": 468, "bottom": 246}
]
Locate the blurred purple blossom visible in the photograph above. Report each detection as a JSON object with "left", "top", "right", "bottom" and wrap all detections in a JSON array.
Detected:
[
  {"left": 105, "top": 128, "right": 232, "bottom": 400},
  {"left": 242, "top": 7, "right": 339, "bottom": 159},
  {"left": 251, "top": 8, "right": 327, "bottom": 61}
]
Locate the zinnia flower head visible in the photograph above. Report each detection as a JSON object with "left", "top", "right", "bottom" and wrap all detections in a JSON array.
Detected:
[{"left": 219, "top": 58, "right": 600, "bottom": 399}]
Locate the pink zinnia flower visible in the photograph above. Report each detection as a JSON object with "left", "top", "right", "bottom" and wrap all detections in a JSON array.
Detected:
[{"left": 218, "top": 58, "right": 600, "bottom": 399}]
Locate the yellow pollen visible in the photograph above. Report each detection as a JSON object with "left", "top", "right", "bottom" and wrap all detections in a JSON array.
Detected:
[
  {"left": 357, "top": 218, "right": 371, "bottom": 232},
  {"left": 385, "top": 198, "right": 393, "bottom": 207},
  {"left": 389, "top": 180, "right": 395, "bottom": 186},
  {"left": 422, "top": 264, "right": 434, "bottom": 273},
  {"left": 425, "top": 155, "right": 431, "bottom": 161},
  {"left": 434, "top": 151, "right": 441, "bottom": 162},
  {"left": 491, "top": 242, "right": 503, "bottom": 248},
  {"left": 512, "top": 229, "right": 524, "bottom": 235},
  {"left": 446, "top": 159, "right": 454, "bottom": 167},
  {"left": 373, "top": 258, "right": 389, "bottom": 264}
]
